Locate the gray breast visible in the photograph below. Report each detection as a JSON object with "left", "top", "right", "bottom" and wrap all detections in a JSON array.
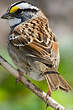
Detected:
[{"left": 8, "top": 42, "right": 45, "bottom": 81}]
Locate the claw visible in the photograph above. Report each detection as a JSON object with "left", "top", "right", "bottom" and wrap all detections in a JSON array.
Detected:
[
  {"left": 45, "top": 90, "right": 51, "bottom": 108},
  {"left": 46, "top": 89, "right": 51, "bottom": 101},
  {"left": 47, "top": 90, "right": 51, "bottom": 97},
  {"left": 16, "top": 69, "right": 23, "bottom": 83}
]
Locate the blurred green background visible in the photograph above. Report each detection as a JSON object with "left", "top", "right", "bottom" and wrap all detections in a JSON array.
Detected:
[{"left": 0, "top": 0, "right": 73, "bottom": 110}]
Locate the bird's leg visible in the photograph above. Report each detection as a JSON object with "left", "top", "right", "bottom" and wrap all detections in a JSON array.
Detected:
[
  {"left": 43, "top": 74, "right": 52, "bottom": 97},
  {"left": 16, "top": 69, "right": 23, "bottom": 83},
  {"left": 43, "top": 74, "right": 52, "bottom": 107},
  {"left": 47, "top": 85, "right": 52, "bottom": 97},
  {"left": 46, "top": 82, "right": 52, "bottom": 100},
  {"left": 45, "top": 84, "right": 52, "bottom": 107},
  {"left": 42, "top": 72, "right": 52, "bottom": 97}
]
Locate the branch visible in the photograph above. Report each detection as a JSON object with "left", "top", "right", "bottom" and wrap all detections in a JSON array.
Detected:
[{"left": 0, "top": 55, "right": 66, "bottom": 110}]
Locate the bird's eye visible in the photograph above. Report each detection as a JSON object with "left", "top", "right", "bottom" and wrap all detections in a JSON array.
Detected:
[
  {"left": 17, "top": 9, "right": 22, "bottom": 13},
  {"left": 16, "top": 9, "right": 23, "bottom": 14}
]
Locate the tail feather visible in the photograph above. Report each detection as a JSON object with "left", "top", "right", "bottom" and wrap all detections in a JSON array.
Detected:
[
  {"left": 58, "top": 74, "right": 72, "bottom": 92},
  {"left": 45, "top": 73, "right": 72, "bottom": 92}
]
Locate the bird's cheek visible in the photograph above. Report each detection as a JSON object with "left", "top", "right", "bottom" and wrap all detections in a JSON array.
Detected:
[{"left": 8, "top": 18, "right": 21, "bottom": 27}]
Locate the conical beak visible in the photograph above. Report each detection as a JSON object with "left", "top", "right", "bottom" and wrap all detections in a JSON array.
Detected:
[{"left": 1, "top": 13, "right": 10, "bottom": 19}]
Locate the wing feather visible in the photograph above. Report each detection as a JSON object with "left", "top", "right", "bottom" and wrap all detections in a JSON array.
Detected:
[{"left": 9, "top": 17, "right": 57, "bottom": 67}]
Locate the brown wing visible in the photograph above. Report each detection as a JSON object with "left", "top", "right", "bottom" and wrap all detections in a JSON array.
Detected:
[{"left": 9, "top": 17, "right": 58, "bottom": 67}]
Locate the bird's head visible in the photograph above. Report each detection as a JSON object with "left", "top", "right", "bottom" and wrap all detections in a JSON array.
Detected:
[{"left": 1, "top": 1, "right": 39, "bottom": 28}]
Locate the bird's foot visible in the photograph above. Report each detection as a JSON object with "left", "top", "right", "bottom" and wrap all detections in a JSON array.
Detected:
[
  {"left": 46, "top": 90, "right": 51, "bottom": 97},
  {"left": 46, "top": 90, "right": 51, "bottom": 108},
  {"left": 16, "top": 69, "right": 23, "bottom": 83}
]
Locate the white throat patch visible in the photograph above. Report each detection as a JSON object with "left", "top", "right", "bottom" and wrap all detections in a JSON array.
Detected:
[{"left": 9, "top": 18, "right": 21, "bottom": 27}]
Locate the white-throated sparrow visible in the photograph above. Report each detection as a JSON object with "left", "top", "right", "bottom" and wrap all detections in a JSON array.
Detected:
[{"left": 1, "top": 1, "right": 72, "bottom": 96}]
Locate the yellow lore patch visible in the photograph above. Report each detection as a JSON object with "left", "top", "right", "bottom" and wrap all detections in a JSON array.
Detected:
[{"left": 10, "top": 6, "right": 19, "bottom": 13}]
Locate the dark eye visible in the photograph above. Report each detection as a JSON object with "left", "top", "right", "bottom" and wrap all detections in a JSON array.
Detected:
[{"left": 16, "top": 9, "right": 23, "bottom": 14}]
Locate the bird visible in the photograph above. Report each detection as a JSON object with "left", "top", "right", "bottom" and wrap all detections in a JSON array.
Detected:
[{"left": 1, "top": 1, "right": 72, "bottom": 96}]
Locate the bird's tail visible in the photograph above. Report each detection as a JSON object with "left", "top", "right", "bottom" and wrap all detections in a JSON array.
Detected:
[{"left": 44, "top": 71, "right": 72, "bottom": 92}]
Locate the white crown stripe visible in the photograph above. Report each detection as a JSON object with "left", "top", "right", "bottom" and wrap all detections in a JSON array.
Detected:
[{"left": 16, "top": 3, "right": 38, "bottom": 10}]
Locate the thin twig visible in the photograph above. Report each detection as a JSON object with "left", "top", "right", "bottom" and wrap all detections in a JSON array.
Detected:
[{"left": 0, "top": 55, "right": 66, "bottom": 110}]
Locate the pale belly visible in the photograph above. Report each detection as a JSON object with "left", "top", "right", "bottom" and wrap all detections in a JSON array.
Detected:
[
  {"left": 8, "top": 43, "right": 47, "bottom": 81},
  {"left": 8, "top": 42, "right": 60, "bottom": 81}
]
